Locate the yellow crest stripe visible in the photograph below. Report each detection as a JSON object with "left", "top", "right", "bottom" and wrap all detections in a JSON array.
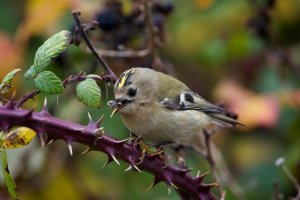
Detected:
[
  {"left": 117, "top": 69, "right": 133, "bottom": 89},
  {"left": 117, "top": 74, "right": 128, "bottom": 88}
]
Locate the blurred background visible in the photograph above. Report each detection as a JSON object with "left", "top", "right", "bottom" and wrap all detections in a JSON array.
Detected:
[{"left": 0, "top": 0, "right": 300, "bottom": 199}]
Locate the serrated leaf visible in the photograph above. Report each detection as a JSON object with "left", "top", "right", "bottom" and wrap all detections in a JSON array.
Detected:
[
  {"left": 0, "top": 69, "right": 21, "bottom": 94},
  {"left": 34, "top": 71, "right": 64, "bottom": 94},
  {"left": 1, "top": 149, "right": 18, "bottom": 200},
  {"left": 76, "top": 79, "right": 101, "bottom": 108},
  {"left": 24, "top": 30, "right": 71, "bottom": 79},
  {"left": 2, "top": 127, "right": 37, "bottom": 149}
]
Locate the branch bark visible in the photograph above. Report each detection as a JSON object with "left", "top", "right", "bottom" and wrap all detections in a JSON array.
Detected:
[{"left": 0, "top": 103, "right": 217, "bottom": 200}]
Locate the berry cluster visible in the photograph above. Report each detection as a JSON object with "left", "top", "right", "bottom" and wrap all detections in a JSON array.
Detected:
[{"left": 94, "top": 0, "right": 174, "bottom": 49}]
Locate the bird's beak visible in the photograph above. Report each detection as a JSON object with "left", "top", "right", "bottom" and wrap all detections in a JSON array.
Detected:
[{"left": 107, "top": 99, "right": 131, "bottom": 118}]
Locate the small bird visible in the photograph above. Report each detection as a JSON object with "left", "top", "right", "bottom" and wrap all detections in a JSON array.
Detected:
[{"left": 108, "top": 67, "right": 242, "bottom": 148}]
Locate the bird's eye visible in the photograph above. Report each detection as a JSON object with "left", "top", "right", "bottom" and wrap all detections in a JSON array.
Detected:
[{"left": 127, "top": 88, "right": 137, "bottom": 97}]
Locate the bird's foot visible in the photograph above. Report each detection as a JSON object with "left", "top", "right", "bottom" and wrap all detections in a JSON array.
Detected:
[
  {"left": 136, "top": 140, "right": 168, "bottom": 165},
  {"left": 174, "top": 145, "right": 188, "bottom": 169}
]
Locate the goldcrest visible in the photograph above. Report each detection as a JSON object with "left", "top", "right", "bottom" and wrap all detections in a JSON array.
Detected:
[{"left": 108, "top": 67, "right": 242, "bottom": 147}]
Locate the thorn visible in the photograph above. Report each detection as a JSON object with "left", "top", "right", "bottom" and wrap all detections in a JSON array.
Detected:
[
  {"left": 170, "top": 182, "right": 178, "bottom": 190},
  {"left": 168, "top": 186, "right": 171, "bottom": 195},
  {"left": 200, "top": 183, "right": 219, "bottom": 191},
  {"left": 81, "top": 147, "right": 90, "bottom": 155},
  {"left": 111, "top": 154, "right": 120, "bottom": 165},
  {"left": 177, "top": 168, "right": 194, "bottom": 176},
  {"left": 196, "top": 170, "right": 201, "bottom": 178},
  {"left": 196, "top": 171, "right": 209, "bottom": 183},
  {"left": 45, "top": 139, "right": 54, "bottom": 146},
  {"left": 100, "top": 156, "right": 113, "bottom": 169},
  {"left": 41, "top": 98, "right": 50, "bottom": 116},
  {"left": 38, "top": 132, "right": 48, "bottom": 147},
  {"left": 93, "top": 136, "right": 102, "bottom": 145},
  {"left": 147, "top": 181, "right": 155, "bottom": 191},
  {"left": 88, "top": 112, "right": 93, "bottom": 122},
  {"left": 93, "top": 127, "right": 104, "bottom": 137},
  {"left": 67, "top": 141, "right": 73, "bottom": 156},
  {"left": 116, "top": 136, "right": 131, "bottom": 144},
  {"left": 132, "top": 164, "right": 142, "bottom": 173},
  {"left": 124, "top": 165, "right": 133, "bottom": 172},
  {"left": 95, "top": 114, "right": 104, "bottom": 126},
  {"left": 43, "top": 97, "right": 47, "bottom": 108},
  {"left": 147, "top": 176, "right": 161, "bottom": 191}
]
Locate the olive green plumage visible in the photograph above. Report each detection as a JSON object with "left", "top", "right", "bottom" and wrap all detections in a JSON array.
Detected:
[{"left": 109, "top": 67, "right": 242, "bottom": 146}]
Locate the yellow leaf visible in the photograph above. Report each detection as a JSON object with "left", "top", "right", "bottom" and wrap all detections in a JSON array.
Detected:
[{"left": 2, "top": 127, "right": 37, "bottom": 149}]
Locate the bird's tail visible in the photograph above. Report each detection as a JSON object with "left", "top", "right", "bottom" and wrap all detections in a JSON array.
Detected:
[{"left": 210, "top": 113, "right": 245, "bottom": 127}]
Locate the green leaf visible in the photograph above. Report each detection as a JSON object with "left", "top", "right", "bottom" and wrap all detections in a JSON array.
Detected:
[
  {"left": 76, "top": 79, "right": 101, "bottom": 108},
  {"left": 34, "top": 71, "right": 64, "bottom": 94},
  {"left": 0, "top": 69, "right": 21, "bottom": 94},
  {"left": 1, "top": 149, "right": 18, "bottom": 200},
  {"left": 24, "top": 30, "right": 71, "bottom": 79}
]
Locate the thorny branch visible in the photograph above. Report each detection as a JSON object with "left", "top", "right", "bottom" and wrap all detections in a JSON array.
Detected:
[{"left": 0, "top": 103, "right": 217, "bottom": 200}]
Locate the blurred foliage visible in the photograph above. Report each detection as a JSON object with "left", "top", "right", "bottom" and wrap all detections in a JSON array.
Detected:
[{"left": 0, "top": 0, "right": 300, "bottom": 199}]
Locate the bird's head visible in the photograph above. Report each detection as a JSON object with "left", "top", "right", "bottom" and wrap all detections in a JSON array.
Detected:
[{"left": 108, "top": 68, "right": 156, "bottom": 117}]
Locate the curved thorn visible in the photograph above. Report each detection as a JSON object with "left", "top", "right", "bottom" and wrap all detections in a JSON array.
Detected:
[
  {"left": 67, "top": 141, "right": 73, "bottom": 156},
  {"left": 170, "top": 182, "right": 179, "bottom": 190},
  {"left": 45, "top": 139, "right": 54, "bottom": 146},
  {"left": 197, "top": 171, "right": 209, "bottom": 182},
  {"left": 88, "top": 112, "right": 93, "bottom": 122},
  {"left": 93, "top": 127, "right": 104, "bottom": 137},
  {"left": 38, "top": 132, "right": 48, "bottom": 147},
  {"left": 147, "top": 177, "right": 161, "bottom": 191},
  {"left": 111, "top": 155, "right": 120, "bottom": 165},
  {"left": 41, "top": 98, "right": 50, "bottom": 115},
  {"left": 124, "top": 165, "right": 133, "bottom": 172},
  {"left": 132, "top": 164, "right": 142, "bottom": 173},
  {"left": 147, "top": 181, "right": 155, "bottom": 191},
  {"left": 96, "top": 114, "right": 104, "bottom": 126},
  {"left": 43, "top": 97, "right": 48, "bottom": 108},
  {"left": 93, "top": 136, "right": 102, "bottom": 145},
  {"left": 168, "top": 186, "right": 171, "bottom": 195},
  {"left": 117, "top": 136, "right": 131, "bottom": 144},
  {"left": 100, "top": 157, "right": 112, "bottom": 169},
  {"left": 81, "top": 147, "right": 90, "bottom": 155}
]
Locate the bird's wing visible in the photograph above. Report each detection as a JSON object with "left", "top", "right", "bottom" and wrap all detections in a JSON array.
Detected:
[{"left": 159, "top": 91, "right": 244, "bottom": 127}]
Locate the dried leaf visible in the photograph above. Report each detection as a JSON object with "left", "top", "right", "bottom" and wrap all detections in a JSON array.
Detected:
[{"left": 2, "top": 127, "right": 37, "bottom": 149}]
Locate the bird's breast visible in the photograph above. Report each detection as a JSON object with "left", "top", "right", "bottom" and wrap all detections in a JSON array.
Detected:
[{"left": 120, "top": 103, "right": 211, "bottom": 146}]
